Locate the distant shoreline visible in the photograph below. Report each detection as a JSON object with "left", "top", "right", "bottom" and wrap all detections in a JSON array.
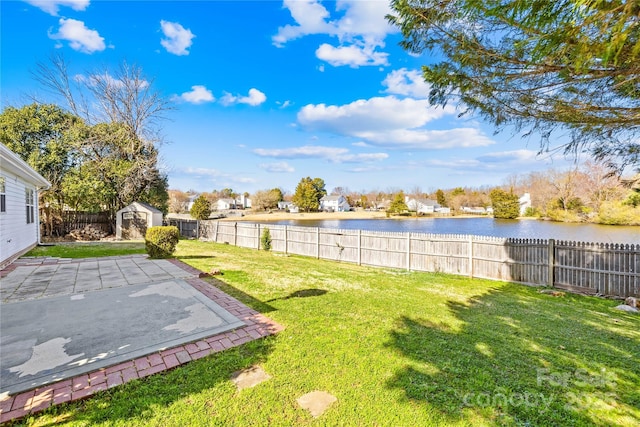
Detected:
[{"left": 219, "top": 210, "right": 491, "bottom": 222}]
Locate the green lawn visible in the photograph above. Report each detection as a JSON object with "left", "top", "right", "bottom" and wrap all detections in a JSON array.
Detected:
[
  {"left": 25, "top": 242, "right": 145, "bottom": 258},
  {"left": 17, "top": 241, "right": 640, "bottom": 426}
]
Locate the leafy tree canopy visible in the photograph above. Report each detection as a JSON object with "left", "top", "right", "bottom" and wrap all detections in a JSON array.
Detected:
[
  {"left": 190, "top": 194, "right": 212, "bottom": 220},
  {"left": 388, "top": 0, "right": 640, "bottom": 171},
  {"left": 388, "top": 191, "right": 409, "bottom": 214},
  {"left": 490, "top": 188, "right": 520, "bottom": 219},
  {"left": 252, "top": 188, "right": 284, "bottom": 211},
  {"left": 292, "top": 177, "right": 326, "bottom": 212},
  {"left": 0, "top": 103, "right": 82, "bottom": 206}
]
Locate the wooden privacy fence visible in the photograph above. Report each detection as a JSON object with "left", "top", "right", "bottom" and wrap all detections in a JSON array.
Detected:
[
  {"left": 59, "top": 211, "right": 111, "bottom": 236},
  {"left": 167, "top": 218, "right": 199, "bottom": 239},
  {"left": 189, "top": 220, "right": 639, "bottom": 298}
]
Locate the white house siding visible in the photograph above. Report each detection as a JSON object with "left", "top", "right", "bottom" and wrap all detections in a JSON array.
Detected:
[
  {"left": 320, "top": 195, "right": 350, "bottom": 212},
  {"left": 0, "top": 145, "right": 50, "bottom": 268}
]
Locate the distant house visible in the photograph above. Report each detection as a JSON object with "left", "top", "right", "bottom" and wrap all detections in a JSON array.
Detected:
[
  {"left": 217, "top": 198, "right": 235, "bottom": 210},
  {"left": 320, "top": 195, "right": 350, "bottom": 212},
  {"left": 236, "top": 194, "right": 251, "bottom": 209},
  {"left": 217, "top": 195, "right": 251, "bottom": 210},
  {"left": 405, "top": 197, "right": 441, "bottom": 214},
  {"left": 461, "top": 206, "right": 488, "bottom": 214},
  {"left": 519, "top": 193, "right": 532, "bottom": 215},
  {"left": 186, "top": 193, "right": 200, "bottom": 211},
  {"left": 277, "top": 201, "right": 291, "bottom": 210},
  {"left": 0, "top": 143, "right": 51, "bottom": 268}
]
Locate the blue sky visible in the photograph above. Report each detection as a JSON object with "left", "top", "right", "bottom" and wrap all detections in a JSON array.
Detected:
[{"left": 1, "top": 0, "right": 574, "bottom": 195}]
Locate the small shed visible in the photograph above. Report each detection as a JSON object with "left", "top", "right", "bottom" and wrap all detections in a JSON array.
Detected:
[{"left": 116, "top": 202, "right": 163, "bottom": 240}]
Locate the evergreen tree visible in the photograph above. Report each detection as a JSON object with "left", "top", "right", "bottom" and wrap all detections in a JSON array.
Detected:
[
  {"left": 190, "top": 195, "right": 212, "bottom": 220},
  {"left": 388, "top": 0, "right": 640, "bottom": 170},
  {"left": 490, "top": 189, "right": 520, "bottom": 219},
  {"left": 388, "top": 191, "right": 408, "bottom": 214},
  {"left": 292, "top": 177, "right": 326, "bottom": 212}
]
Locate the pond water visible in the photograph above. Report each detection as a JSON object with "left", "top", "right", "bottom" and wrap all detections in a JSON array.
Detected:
[{"left": 256, "top": 217, "right": 640, "bottom": 245}]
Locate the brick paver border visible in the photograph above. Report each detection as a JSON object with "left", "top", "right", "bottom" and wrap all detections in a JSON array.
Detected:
[{"left": 0, "top": 257, "right": 283, "bottom": 424}]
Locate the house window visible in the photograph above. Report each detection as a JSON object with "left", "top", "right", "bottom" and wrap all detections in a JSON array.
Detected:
[
  {"left": 0, "top": 177, "right": 5, "bottom": 213},
  {"left": 25, "top": 188, "right": 34, "bottom": 224}
]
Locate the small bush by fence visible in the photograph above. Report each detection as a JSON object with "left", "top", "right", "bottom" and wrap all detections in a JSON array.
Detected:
[{"left": 177, "top": 220, "right": 639, "bottom": 298}]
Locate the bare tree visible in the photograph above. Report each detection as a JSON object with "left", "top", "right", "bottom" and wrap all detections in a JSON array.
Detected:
[
  {"left": 33, "top": 53, "right": 173, "bottom": 145},
  {"left": 32, "top": 54, "right": 173, "bottom": 221},
  {"left": 578, "top": 161, "right": 626, "bottom": 209},
  {"left": 168, "top": 189, "right": 190, "bottom": 213}
]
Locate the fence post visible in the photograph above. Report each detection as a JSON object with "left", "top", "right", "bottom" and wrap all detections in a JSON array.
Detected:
[
  {"left": 548, "top": 239, "right": 555, "bottom": 287},
  {"left": 468, "top": 235, "right": 473, "bottom": 278},
  {"left": 285, "top": 225, "right": 288, "bottom": 254},
  {"left": 406, "top": 233, "right": 411, "bottom": 271},
  {"left": 316, "top": 227, "right": 320, "bottom": 259},
  {"left": 257, "top": 223, "right": 261, "bottom": 250},
  {"left": 234, "top": 222, "right": 238, "bottom": 246},
  {"left": 196, "top": 220, "right": 200, "bottom": 240},
  {"left": 215, "top": 221, "right": 219, "bottom": 243},
  {"left": 357, "top": 229, "right": 362, "bottom": 266}
]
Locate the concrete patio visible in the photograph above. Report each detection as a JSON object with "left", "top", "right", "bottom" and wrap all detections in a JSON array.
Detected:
[{"left": 0, "top": 255, "right": 282, "bottom": 423}]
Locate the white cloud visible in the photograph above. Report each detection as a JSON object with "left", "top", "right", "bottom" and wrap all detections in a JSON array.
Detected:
[
  {"left": 423, "top": 150, "right": 551, "bottom": 172},
  {"left": 183, "top": 167, "right": 257, "bottom": 184},
  {"left": 184, "top": 167, "right": 223, "bottom": 178},
  {"left": 25, "top": 0, "right": 89, "bottom": 16},
  {"left": 272, "top": 0, "right": 334, "bottom": 46},
  {"left": 277, "top": 100, "right": 292, "bottom": 109},
  {"left": 273, "top": 0, "right": 395, "bottom": 68},
  {"left": 253, "top": 145, "right": 388, "bottom": 164},
  {"left": 383, "top": 68, "right": 431, "bottom": 99},
  {"left": 221, "top": 88, "right": 266, "bottom": 106},
  {"left": 476, "top": 149, "right": 539, "bottom": 163},
  {"left": 358, "top": 128, "right": 495, "bottom": 150},
  {"left": 174, "top": 85, "right": 215, "bottom": 104},
  {"left": 160, "top": 20, "right": 195, "bottom": 56},
  {"left": 49, "top": 18, "right": 105, "bottom": 53},
  {"left": 297, "top": 96, "right": 494, "bottom": 149},
  {"left": 316, "top": 43, "right": 388, "bottom": 67},
  {"left": 299, "top": 96, "right": 451, "bottom": 134},
  {"left": 259, "top": 162, "right": 295, "bottom": 173},
  {"left": 338, "top": 152, "right": 389, "bottom": 163}
]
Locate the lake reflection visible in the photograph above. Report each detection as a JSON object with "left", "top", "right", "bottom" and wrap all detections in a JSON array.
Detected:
[{"left": 256, "top": 217, "right": 640, "bottom": 245}]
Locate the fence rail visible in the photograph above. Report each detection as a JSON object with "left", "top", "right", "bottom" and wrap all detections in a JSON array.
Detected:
[
  {"left": 180, "top": 220, "right": 638, "bottom": 298},
  {"left": 62, "top": 211, "right": 111, "bottom": 235}
]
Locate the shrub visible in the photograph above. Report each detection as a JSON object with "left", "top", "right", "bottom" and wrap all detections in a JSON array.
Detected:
[
  {"left": 261, "top": 227, "right": 272, "bottom": 251},
  {"left": 145, "top": 226, "right": 180, "bottom": 258},
  {"left": 523, "top": 206, "right": 541, "bottom": 217},
  {"left": 190, "top": 195, "right": 212, "bottom": 220},
  {"left": 545, "top": 208, "right": 583, "bottom": 223},
  {"left": 489, "top": 188, "right": 520, "bottom": 219},
  {"left": 596, "top": 201, "right": 640, "bottom": 225}
]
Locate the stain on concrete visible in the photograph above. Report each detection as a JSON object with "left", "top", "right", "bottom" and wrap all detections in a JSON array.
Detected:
[
  {"left": 164, "top": 303, "right": 224, "bottom": 333},
  {"left": 8, "top": 337, "right": 84, "bottom": 378},
  {"left": 129, "top": 281, "right": 191, "bottom": 299}
]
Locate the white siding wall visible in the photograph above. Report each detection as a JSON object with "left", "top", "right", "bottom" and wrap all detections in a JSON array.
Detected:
[{"left": 0, "top": 170, "right": 38, "bottom": 266}]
